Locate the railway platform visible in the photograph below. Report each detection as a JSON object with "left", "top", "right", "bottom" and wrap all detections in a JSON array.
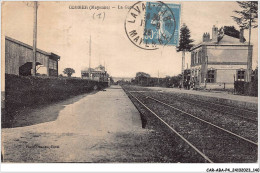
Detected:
[
  {"left": 2, "top": 85, "right": 145, "bottom": 162},
  {"left": 147, "top": 87, "right": 258, "bottom": 110}
]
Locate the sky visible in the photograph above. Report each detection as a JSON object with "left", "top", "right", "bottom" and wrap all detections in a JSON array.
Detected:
[{"left": 2, "top": 1, "right": 258, "bottom": 78}]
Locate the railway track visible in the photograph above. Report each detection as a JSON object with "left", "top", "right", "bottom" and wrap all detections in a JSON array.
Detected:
[
  {"left": 150, "top": 91, "right": 258, "bottom": 122},
  {"left": 127, "top": 89, "right": 258, "bottom": 139},
  {"left": 136, "top": 92, "right": 258, "bottom": 125},
  {"left": 176, "top": 97, "right": 257, "bottom": 122},
  {"left": 132, "top": 90, "right": 258, "bottom": 142},
  {"left": 123, "top": 87, "right": 258, "bottom": 163},
  {"left": 127, "top": 87, "right": 257, "bottom": 122}
]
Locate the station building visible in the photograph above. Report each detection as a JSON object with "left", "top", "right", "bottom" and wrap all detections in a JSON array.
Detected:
[
  {"left": 190, "top": 25, "right": 253, "bottom": 89},
  {"left": 81, "top": 65, "right": 109, "bottom": 82},
  {"left": 5, "top": 36, "right": 60, "bottom": 77}
]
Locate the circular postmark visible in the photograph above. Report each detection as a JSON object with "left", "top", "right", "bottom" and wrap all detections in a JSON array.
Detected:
[{"left": 125, "top": 1, "right": 176, "bottom": 50}]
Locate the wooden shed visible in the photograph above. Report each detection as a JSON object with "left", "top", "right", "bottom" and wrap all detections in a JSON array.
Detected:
[{"left": 5, "top": 36, "right": 60, "bottom": 77}]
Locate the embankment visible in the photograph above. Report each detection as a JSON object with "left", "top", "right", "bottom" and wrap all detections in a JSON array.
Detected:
[{"left": 2, "top": 74, "right": 108, "bottom": 127}]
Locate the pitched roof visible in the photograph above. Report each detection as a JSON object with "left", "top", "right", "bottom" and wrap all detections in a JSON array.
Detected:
[
  {"left": 6, "top": 36, "right": 51, "bottom": 55},
  {"left": 5, "top": 36, "right": 60, "bottom": 61},
  {"left": 81, "top": 67, "right": 95, "bottom": 72},
  {"left": 191, "top": 34, "right": 249, "bottom": 51},
  {"left": 218, "top": 35, "right": 245, "bottom": 44}
]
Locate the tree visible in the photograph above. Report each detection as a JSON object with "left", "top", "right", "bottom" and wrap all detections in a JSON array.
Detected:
[
  {"left": 135, "top": 72, "right": 150, "bottom": 86},
  {"left": 218, "top": 26, "right": 246, "bottom": 41},
  {"left": 232, "top": 1, "right": 258, "bottom": 82},
  {"left": 232, "top": 1, "right": 258, "bottom": 30},
  {"left": 176, "top": 23, "right": 194, "bottom": 86},
  {"left": 63, "top": 68, "right": 75, "bottom": 77},
  {"left": 136, "top": 72, "right": 151, "bottom": 78}
]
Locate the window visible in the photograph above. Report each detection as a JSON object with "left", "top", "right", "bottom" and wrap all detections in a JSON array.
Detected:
[
  {"left": 237, "top": 70, "right": 245, "bottom": 81},
  {"left": 195, "top": 52, "right": 198, "bottom": 64},
  {"left": 207, "top": 70, "right": 215, "bottom": 83},
  {"left": 191, "top": 53, "right": 194, "bottom": 66},
  {"left": 191, "top": 52, "right": 193, "bottom": 65},
  {"left": 198, "top": 51, "right": 201, "bottom": 64}
]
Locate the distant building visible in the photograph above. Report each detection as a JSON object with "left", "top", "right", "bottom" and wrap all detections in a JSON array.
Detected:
[
  {"left": 113, "top": 77, "right": 132, "bottom": 82},
  {"left": 5, "top": 36, "right": 60, "bottom": 77},
  {"left": 190, "top": 25, "right": 252, "bottom": 89},
  {"left": 81, "top": 65, "right": 109, "bottom": 82}
]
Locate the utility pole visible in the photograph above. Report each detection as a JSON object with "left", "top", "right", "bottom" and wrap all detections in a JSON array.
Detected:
[
  {"left": 181, "top": 51, "right": 185, "bottom": 87},
  {"left": 247, "top": 1, "right": 252, "bottom": 82},
  {"left": 157, "top": 70, "right": 159, "bottom": 85},
  {"left": 32, "top": 1, "right": 38, "bottom": 76},
  {"left": 89, "top": 35, "right": 92, "bottom": 80}
]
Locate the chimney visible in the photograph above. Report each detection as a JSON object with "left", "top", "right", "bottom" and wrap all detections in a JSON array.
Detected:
[
  {"left": 207, "top": 33, "right": 210, "bottom": 41},
  {"left": 203, "top": 33, "right": 210, "bottom": 42},
  {"left": 212, "top": 25, "right": 218, "bottom": 42},
  {"left": 239, "top": 28, "right": 244, "bottom": 43},
  {"left": 203, "top": 33, "right": 211, "bottom": 42},
  {"left": 203, "top": 33, "right": 206, "bottom": 42}
]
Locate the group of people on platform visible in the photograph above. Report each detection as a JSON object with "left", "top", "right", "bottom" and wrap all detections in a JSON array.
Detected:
[{"left": 179, "top": 79, "right": 196, "bottom": 90}]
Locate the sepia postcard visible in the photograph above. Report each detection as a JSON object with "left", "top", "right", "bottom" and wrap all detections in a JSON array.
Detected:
[{"left": 1, "top": 0, "right": 259, "bottom": 172}]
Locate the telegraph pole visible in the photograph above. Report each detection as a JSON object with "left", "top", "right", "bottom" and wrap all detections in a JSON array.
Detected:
[
  {"left": 181, "top": 51, "right": 185, "bottom": 87},
  {"left": 247, "top": 1, "right": 252, "bottom": 82},
  {"left": 89, "top": 35, "right": 92, "bottom": 79},
  {"left": 32, "top": 1, "right": 38, "bottom": 76},
  {"left": 157, "top": 70, "right": 159, "bottom": 85}
]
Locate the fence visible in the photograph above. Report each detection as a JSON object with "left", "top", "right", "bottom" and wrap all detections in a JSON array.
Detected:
[{"left": 234, "top": 81, "right": 258, "bottom": 97}]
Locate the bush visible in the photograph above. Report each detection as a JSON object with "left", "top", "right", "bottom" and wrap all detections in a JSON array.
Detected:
[
  {"left": 234, "top": 81, "right": 257, "bottom": 97},
  {"left": 4, "top": 74, "right": 108, "bottom": 113}
]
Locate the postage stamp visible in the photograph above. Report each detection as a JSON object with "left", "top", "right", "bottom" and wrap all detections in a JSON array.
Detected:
[{"left": 125, "top": 1, "right": 181, "bottom": 50}]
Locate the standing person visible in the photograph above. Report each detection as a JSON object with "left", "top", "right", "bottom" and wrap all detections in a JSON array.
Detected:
[
  {"left": 188, "top": 80, "right": 191, "bottom": 90},
  {"left": 191, "top": 78, "right": 194, "bottom": 89},
  {"left": 184, "top": 80, "right": 187, "bottom": 89},
  {"left": 179, "top": 81, "right": 182, "bottom": 90}
]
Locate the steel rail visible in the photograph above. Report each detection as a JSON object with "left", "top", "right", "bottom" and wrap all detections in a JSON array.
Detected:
[
  {"left": 181, "top": 99, "right": 258, "bottom": 123},
  {"left": 138, "top": 93, "right": 258, "bottom": 146},
  {"left": 154, "top": 94, "right": 257, "bottom": 123},
  {"left": 129, "top": 90, "right": 257, "bottom": 114},
  {"left": 130, "top": 90, "right": 257, "bottom": 122},
  {"left": 176, "top": 95, "right": 258, "bottom": 115},
  {"left": 135, "top": 91, "right": 258, "bottom": 114},
  {"left": 126, "top": 90, "right": 214, "bottom": 163},
  {"left": 194, "top": 98, "right": 257, "bottom": 114}
]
